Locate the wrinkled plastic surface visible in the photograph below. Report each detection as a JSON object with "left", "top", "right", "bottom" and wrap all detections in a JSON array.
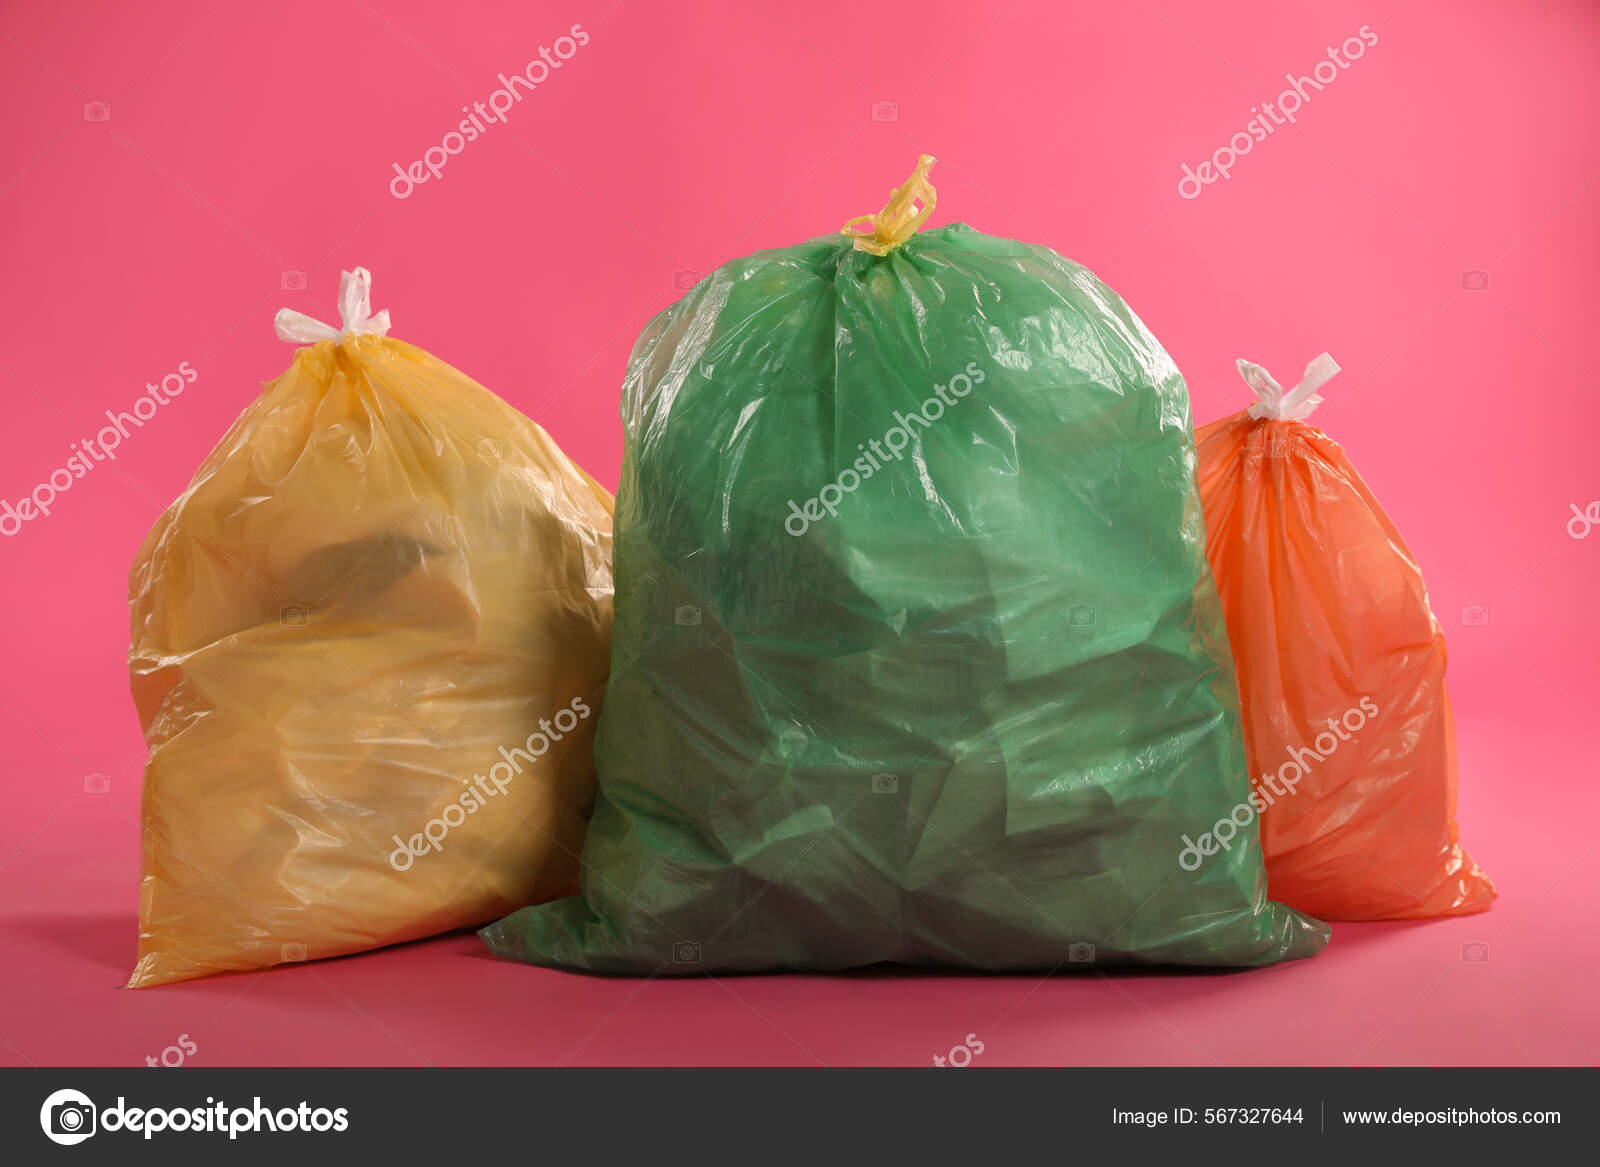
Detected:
[
  {"left": 484, "top": 223, "right": 1329, "bottom": 973},
  {"left": 1195, "top": 412, "right": 1495, "bottom": 920},
  {"left": 127, "top": 334, "right": 614, "bottom": 987}
]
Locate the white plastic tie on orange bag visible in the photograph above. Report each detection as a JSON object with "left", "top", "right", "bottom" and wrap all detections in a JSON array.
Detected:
[
  {"left": 273, "top": 267, "right": 391, "bottom": 343},
  {"left": 1239, "top": 352, "right": 1340, "bottom": 421}
]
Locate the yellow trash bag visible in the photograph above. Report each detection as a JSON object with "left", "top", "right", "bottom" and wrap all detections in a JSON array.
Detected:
[{"left": 126, "top": 269, "right": 614, "bottom": 987}]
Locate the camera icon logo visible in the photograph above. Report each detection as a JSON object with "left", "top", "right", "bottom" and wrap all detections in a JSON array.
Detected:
[
  {"left": 871, "top": 100, "right": 899, "bottom": 122},
  {"left": 674, "top": 605, "right": 701, "bottom": 626},
  {"left": 1068, "top": 941, "right": 1096, "bottom": 963},
  {"left": 673, "top": 270, "right": 701, "bottom": 291},
  {"left": 871, "top": 772, "right": 899, "bottom": 794},
  {"left": 281, "top": 270, "right": 308, "bottom": 291},
  {"left": 280, "top": 942, "right": 308, "bottom": 963},
  {"left": 1068, "top": 603, "right": 1096, "bottom": 627},
  {"left": 280, "top": 603, "right": 308, "bottom": 626},
  {"left": 83, "top": 772, "right": 111, "bottom": 794},
  {"left": 1460, "top": 269, "right": 1489, "bottom": 292},
  {"left": 1462, "top": 942, "right": 1490, "bottom": 963},
  {"left": 1461, "top": 605, "right": 1490, "bottom": 628},
  {"left": 477, "top": 437, "right": 505, "bottom": 461},
  {"left": 673, "top": 940, "right": 702, "bottom": 963},
  {"left": 40, "top": 1088, "right": 97, "bottom": 1145},
  {"left": 83, "top": 101, "right": 111, "bottom": 123}
]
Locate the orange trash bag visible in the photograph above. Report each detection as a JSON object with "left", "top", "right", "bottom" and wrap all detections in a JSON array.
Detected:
[
  {"left": 1194, "top": 353, "right": 1495, "bottom": 921},
  {"left": 126, "top": 269, "right": 614, "bottom": 987}
]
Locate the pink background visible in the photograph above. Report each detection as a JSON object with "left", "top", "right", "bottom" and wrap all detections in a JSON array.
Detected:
[{"left": 2, "top": 0, "right": 1596, "bottom": 1066}]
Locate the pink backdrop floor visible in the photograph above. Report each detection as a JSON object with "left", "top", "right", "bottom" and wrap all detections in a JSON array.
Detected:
[{"left": 2, "top": 0, "right": 1596, "bottom": 1066}]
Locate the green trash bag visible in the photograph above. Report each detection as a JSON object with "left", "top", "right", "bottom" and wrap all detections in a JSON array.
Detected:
[{"left": 483, "top": 157, "right": 1330, "bottom": 973}]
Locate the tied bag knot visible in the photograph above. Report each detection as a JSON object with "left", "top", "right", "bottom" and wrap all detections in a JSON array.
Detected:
[
  {"left": 841, "top": 155, "right": 938, "bottom": 256},
  {"left": 1239, "top": 352, "right": 1340, "bottom": 421},
  {"left": 273, "top": 267, "right": 391, "bottom": 344}
]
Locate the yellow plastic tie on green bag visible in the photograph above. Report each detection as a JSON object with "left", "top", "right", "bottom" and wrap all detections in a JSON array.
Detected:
[{"left": 842, "top": 154, "right": 937, "bottom": 256}]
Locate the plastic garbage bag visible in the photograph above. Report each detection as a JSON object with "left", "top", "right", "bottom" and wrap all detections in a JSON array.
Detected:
[
  {"left": 126, "top": 269, "right": 615, "bottom": 987},
  {"left": 1194, "top": 353, "right": 1495, "bottom": 920},
  {"left": 482, "top": 159, "right": 1329, "bottom": 973}
]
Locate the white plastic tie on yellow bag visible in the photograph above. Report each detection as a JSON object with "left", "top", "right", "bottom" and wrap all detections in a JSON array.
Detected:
[
  {"left": 1239, "top": 352, "right": 1340, "bottom": 421},
  {"left": 273, "top": 267, "right": 391, "bottom": 343}
]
